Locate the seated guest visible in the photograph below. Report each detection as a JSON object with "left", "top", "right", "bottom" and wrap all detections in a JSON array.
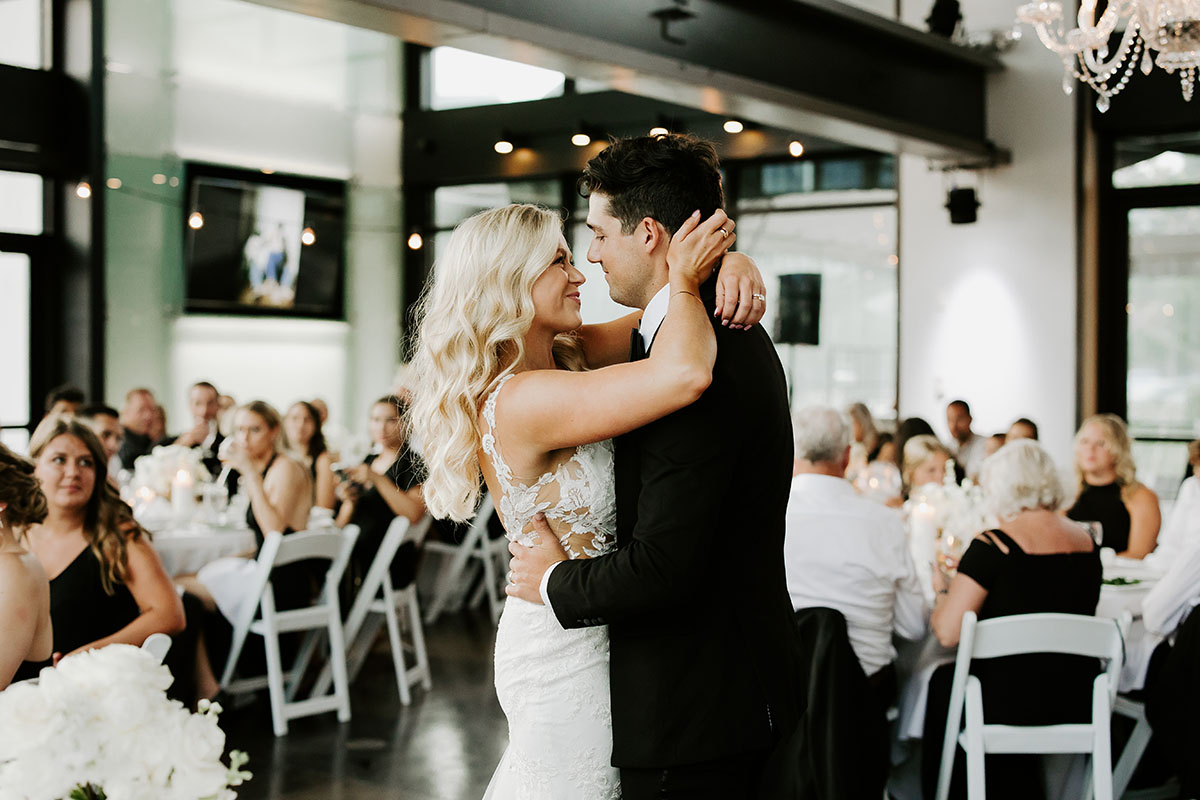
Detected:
[
  {"left": 149, "top": 403, "right": 168, "bottom": 445},
  {"left": 870, "top": 431, "right": 895, "bottom": 465},
  {"left": 946, "top": 399, "right": 987, "bottom": 479},
  {"left": 283, "top": 400, "right": 336, "bottom": 509},
  {"left": 13, "top": 418, "right": 185, "bottom": 682},
  {"left": 895, "top": 417, "right": 936, "bottom": 477},
  {"left": 845, "top": 402, "right": 879, "bottom": 482},
  {"left": 1146, "top": 438, "right": 1200, "bottom": 569},
  {"left": 983, "top": 432, "right": 1006, "bottom": 458},
  {"left": 77, "top": 404, "right": 124, "bottom": 477},
  {"left": 0, "top": 444, "right": 53, "bottom": 689},
  {"left": 1007, "top": 416, "right": 1039, "bottom": 441},
  {"left": 1067, "top": 413, "right": 1160, "bottom": 558},
  {"left": 182, "top": 401, "right": 312, "bottom": 700},
  {"left": 117, "top": 387, "right": 159, "bottom": 470},
  {"left": 335, "top": 395, "right": 426, "bottom": 590},
  {"left": 784, "top": 406, "right": 927, "bottom": 703},
  {"left": 165, "top": 381, "right": 224, "bottom": 476},
  {"left": 923, "top": 440, "right": 1101, "bottom": 800},
  {"left": 44, "top": 384, "right": 85, "bottom": 418},
  {"left": 901, "top": 434, "right": 952, "bottom": 497}
]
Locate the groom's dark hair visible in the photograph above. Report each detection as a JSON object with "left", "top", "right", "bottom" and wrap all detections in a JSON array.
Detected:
[{"left": 578, "top": 133, "right": 724, "bottom": 236}]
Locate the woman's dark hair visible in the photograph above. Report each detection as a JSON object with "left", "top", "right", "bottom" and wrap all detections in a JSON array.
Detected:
[
  {"left": 0, "top": 443, "right": 48, "bottom": 531},
  {"left": 289, "top": 401, "right": 327, "bottom": 461},
  {"left": 377, "top": 394, "right": 410, "bottom": 418},
  {"left": 867, "top": 432, "right": 894, "bottom": 463},
  {"left": 29, "top": 417, "right": 147, "bottom": 594},
  {"left": 1012, "top": 417, "right": 1040, "bottom": 440},
  {"left": 578, "top": 133, "right": 724, "bottom": 236}
]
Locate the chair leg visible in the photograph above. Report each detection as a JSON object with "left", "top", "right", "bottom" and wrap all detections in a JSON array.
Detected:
[
  {"left": 382, "top": 585, "right": 411, "bottom": 705},
  {"left": 1113, "top": 714, "right": 1153, "bottom": 799},
  {"left": 1092, "top": 697, "right": 1114, "bottom": 800},
  {"left": 326, "top": 607, "right": 352, "bottom": 724},
  {"left": 963, "top": 681, "right": 986, "bottom": 800},
  {"left": 408, "top": 589, "right": 432, "bottom": 691},
  {"left": 262, "top": 629, "right": 288, "bottom": 737}
]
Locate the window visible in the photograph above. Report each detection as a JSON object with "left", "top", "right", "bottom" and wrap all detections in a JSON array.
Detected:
[
  {"left": 0, "top": 0, "right": 43, "bottom": 69},
  {"left": 1114, "top": 138, "right": 1200, "bottom": 189},
  {"left": 427, "top": 47, "right": 565, "bottom": 110},
  {"left": 0, "top": 171, "right": 44, "bottom": 235},
  {"left": 0, "top": 252, "right": 31, "bottom": 453}
]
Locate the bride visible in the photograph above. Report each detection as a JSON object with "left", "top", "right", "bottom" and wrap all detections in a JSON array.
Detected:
[{"left": 409, "top": 202, "right": 762, "bottom": 798}]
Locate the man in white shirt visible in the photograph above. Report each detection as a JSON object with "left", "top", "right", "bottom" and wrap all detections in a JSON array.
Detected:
[
  {"left": 946, "top": 399, "right": 987, "bottom": 479},
  {"left": 784, "top": 405, "right": 928, "bottom": 688}
]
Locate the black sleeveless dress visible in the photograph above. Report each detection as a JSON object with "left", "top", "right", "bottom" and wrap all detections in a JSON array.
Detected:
[
  {"left": 1066, "top": 481, "right": 1131, "bottom": 552},
  {"left": 922, "top": 529, "right": 1102, "bottom": 799},
  {"left": 12, "top": 546, "right": 139, "bottom": 682}
]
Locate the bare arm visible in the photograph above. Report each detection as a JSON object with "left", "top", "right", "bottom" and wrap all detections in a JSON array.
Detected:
[
  {"left": 66, "top": 538, "right": 185, "bottom": 656},
  {"left": 369, "top": 476, "right": 426, "bottom": 524},
  {"left": 1120, "top": 486, "right": 1161, "bottom": 559},
  {"left": 930, "top": 537, "right": 994, "bottom": 647},
  {"left": 0, "top": 557, "right": 51, "bottom": 688},
  {"left": 244, "top": 457, "right": 310, "bottom": 535},
  {"left": 314, "top": 451, "right": 337, "bottom": 510},
  {"left": 576, "top": 310, "right": 643, "bottom": 369}
]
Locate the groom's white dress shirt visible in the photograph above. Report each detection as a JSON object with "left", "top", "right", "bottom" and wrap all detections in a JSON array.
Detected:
[
  {"left": 784, "top": 473, "right": 928, "bottom": 677},
  {"left": 538, "top": 285, "right": 672, "bottom": 608}
]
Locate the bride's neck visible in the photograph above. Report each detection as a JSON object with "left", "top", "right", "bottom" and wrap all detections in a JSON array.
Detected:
[{"left": 519, "top": 328, "right": 558, "bottom": 372}]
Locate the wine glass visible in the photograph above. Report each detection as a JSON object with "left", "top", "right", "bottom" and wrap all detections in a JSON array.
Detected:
[{"left": 1078, "top": 520, "right": 1103, "bottom": 547}]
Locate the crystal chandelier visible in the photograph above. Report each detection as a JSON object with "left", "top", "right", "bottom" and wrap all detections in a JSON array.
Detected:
[{"left": 1017, "top": 0, "right": 1200, "bottom": 111}]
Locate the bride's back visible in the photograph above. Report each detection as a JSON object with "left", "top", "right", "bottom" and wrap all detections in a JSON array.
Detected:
[{"left": 477, "top": 374, "right": 616, "bottom": 560}]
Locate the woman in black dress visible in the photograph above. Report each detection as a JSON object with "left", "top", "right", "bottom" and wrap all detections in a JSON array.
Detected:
[
  {"left": 923, "top": 439, "right": 1102, "bottom": 800},
  {"left": 1067, "top": 413, "right": 1160, "bottom": 558},
  {"left": 335, "top": 395, "right": 426, "bottom": 590},
  {"left": 14, "top": 418, "right": 185, "bottom": 682},
  {"left": 283, "top": 400, "right": 337, "bottom": 510},
  {"left": 0, "top": 443, "right": 52, "bottom": 689}
]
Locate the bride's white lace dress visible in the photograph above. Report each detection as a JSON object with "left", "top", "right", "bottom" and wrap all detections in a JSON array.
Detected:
[{"left": 481, "top": 374, "right": 621, "bottom": 800}]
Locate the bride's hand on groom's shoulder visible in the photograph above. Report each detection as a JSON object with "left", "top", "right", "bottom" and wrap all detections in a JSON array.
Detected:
[
  {"left": 506, "top": 513, "right": 567, "bottom": 605},
  {"left": 715, "top": 252, "right": 767, "bottom": 330}
]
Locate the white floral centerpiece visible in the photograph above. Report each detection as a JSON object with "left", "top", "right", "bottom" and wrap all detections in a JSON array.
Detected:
[
  {"left": 0, "top": 645, "right": 251, "bottom": 800},
  {"left": 906, "top": 458, "right": 994, "bottom": 567},
  {"left": 129, "top": 446, "right": 214, "bottom": 527}
]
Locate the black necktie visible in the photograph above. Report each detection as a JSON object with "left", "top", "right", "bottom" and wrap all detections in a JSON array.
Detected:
[{"left": 629, "top": 325, "right": 646, "bottom": 362}]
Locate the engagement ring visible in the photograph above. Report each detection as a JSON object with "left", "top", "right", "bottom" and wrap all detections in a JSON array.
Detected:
[
  {"left": 507, "top": 570, "right": 515, "bottom": 585},
  {"left": 753, "top": 293, "right": 766, "bottom": 301}
]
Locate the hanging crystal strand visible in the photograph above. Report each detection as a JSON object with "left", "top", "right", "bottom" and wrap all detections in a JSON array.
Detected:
[
  {"left": 1062, "top": 68, "right": 1076, "bottom": 95},
  {"left": 1141, "top": 47, "right": 1155, "bottom": 75}
]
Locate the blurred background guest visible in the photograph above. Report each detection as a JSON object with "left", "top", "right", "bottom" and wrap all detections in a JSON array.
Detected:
[
  {"left": 0, "top": 443, "right": 52, "bottom": 690},
  {"left": 149, "top": 403, "right": 168, "bottom": 444},
  {"left": 13, "top": 417, "right": 185, "bottom": 683},
  {"left": 871, "top": 432, "right": 896, "bottom": 465},
  {"left": 118, "top": 387, "right": 159, "bottom": 470},
  {"left": 1146, "top": 438, "right": 1200, "bottom": 568},
  {"left": 1007, "top": 417, "right": 1039, "bottom": 441},
  {"left": 946, "top": 399, "right": 986, "bottom": 479},
  {"left": 284, "top": 400, "right": 336, "bottom": 510},
  {"left": 77, "top": 404, "right": 124, "bottom": 477},
  {"left": 1066, "top": 413, "right": 1160, "bottom": 558},
  {"left": 165, "top": 381, "right": 224, "bottom": 476},
  {"left": 983, "top": 432, "right": 1006, "bottom": 459},
  {"left": 784, "top": 406, "right": 927, "bottom": 705},
  {"left": 43, "top": 384, "right": 85, "bottom": 418},
  {"left": 845, "top": 402, "right": 880, "bottom": 483},
  {"left": 894, "top": 416, "right": 936, "bottom": 479},
  {"left": 335, "top": 395, "right": 426, "bottom": 594},
  {"left": 924, "top": 440, "right": 1101, "bottom": 799},
  {"left": 901, "top": 434, "right": 951, "bottom": 499}
]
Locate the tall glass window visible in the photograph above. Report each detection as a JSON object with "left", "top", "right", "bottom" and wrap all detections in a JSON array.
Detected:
[
  {"left": 0, "top": 171, "right": 44, "bottom": 235},
  {"left": 0, "top": 0, "right": 42, "bottom": 69},
  {"left": 0, "top": 252, "right": 32, "bottom": 454},
  {"left": 428, "top": 47, "right": 565, "bottom": 110}
]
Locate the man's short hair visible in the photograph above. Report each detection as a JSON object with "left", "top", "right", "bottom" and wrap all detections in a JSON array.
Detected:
[
  {"left": 77, "top": 403, "right": 119, "bottom": 421},
  {"left": 1012, "top": 417, "right": 1039, "bottom": 439},
  {"left": 191, "top": 381, "right": 218, "bottom": 395},
  {"left": 578, "top": 133, "right": 724, "bottom": 236},
  {"left": 791, "top": 405, "right": 850, "bottom": 464},
  {"left": 44, "top": 384, "right": 85, "bottom": 413},
  {"left": 947, "top": 399, "right": 971, "bottom": 415}
]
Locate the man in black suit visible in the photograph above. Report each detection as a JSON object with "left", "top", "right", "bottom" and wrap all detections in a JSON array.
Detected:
[{"left": 508, "top": 134, "right": 800, "bottom": 799}]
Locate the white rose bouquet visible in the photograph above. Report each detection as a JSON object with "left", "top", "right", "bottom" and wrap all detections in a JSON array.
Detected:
[
  {"left": 0, "top": 645, "right": 251, "bottom": 800},
  {"left": 907, "top": 458, "right": 994, "bottom": 563}
]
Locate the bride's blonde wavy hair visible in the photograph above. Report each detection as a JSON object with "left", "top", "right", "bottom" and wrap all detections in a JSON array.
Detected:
[{"left": 409, "top": 204, "right": 586, "bottom": 522}]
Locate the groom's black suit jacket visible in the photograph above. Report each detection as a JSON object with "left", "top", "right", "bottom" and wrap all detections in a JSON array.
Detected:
[{"left": 547, "top": 278, "right": 802, "bottom": 769}]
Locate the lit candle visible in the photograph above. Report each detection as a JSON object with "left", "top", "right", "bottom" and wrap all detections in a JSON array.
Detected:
[
  {"left": 911, "top": 500, "right": 938, "bottom": 564},
  {"left": 171, "top": 469, "right": 195, "bottom": 519}
]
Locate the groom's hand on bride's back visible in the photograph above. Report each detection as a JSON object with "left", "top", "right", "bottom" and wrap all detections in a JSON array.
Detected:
[{"left": 506, "top": 513, "right": 566, "bottom": 605}]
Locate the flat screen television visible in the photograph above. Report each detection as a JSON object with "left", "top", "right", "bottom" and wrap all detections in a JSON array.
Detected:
[{"left": 183, "top": 164, "right": 346, "bottom": 319}]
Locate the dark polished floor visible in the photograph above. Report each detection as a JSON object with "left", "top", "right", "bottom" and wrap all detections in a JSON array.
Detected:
[{"left": 222, "top": 608, "right": 508, "bottom": 800}]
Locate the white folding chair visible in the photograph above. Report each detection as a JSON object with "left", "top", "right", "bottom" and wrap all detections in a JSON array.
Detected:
[
  {"left": 422, "top": 495, "right": 500, "bottom": 623},
  {"left": 311, "top": 514, "right": 434, "bottom": 705},
  {"left": 1112, "top": 695, "right": 1181, "bottom": 799},
  {"left": 141, "top": 632, "right": 172, "bottom": 663},
  {"left": 935, "top": 611, "right": 1130, "bottom": 800},
  {"left": 219, "top": 526, "right": 359, "bottom": 736}
]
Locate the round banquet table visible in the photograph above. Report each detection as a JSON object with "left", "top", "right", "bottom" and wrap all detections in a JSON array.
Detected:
[{"left": 149, "top": 522, "right": 256, "bottom": 577}]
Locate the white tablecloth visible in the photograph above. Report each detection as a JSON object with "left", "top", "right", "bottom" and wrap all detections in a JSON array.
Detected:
[{"left": 150, "top": 524, "right": 256, "bottom": 577}]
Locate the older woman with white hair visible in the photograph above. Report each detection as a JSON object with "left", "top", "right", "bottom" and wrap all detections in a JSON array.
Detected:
[{"left": 921, "top": 440, "right": 1102, "bottom": 800}]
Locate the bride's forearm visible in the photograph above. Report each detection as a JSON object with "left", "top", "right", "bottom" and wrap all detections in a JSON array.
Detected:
[{"left": 576, "top": 310, "right": 643, "bottom": 368}]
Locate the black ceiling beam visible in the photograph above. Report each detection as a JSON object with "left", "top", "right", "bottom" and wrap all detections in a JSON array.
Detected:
[{"left": 247, "top": 0, "right": 1003, "bottom": 160}]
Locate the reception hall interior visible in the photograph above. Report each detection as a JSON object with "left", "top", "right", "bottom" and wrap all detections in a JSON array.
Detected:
[{"left": 2, "top": 0, "right": 1199, "bottom": 798}]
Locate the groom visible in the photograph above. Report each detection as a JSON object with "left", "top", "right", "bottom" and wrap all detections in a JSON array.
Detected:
[{"left": 508, "top": 133, "right": 801, "bottom": 799}]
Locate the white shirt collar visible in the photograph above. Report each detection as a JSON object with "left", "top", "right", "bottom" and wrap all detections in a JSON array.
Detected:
[{"left": 638, "top": 284, "right": 671, "bottom": 351}]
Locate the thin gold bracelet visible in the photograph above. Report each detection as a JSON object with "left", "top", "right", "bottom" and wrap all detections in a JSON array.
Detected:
[{"left": 671, "top": 289, "right": 700, "bottom": 300}]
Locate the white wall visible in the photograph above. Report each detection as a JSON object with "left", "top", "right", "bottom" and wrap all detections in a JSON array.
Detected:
[
  {"left": 896, "top": 0, "right": 1078, "bottom": 470},
  {"left": 104, "top": 0, "right": 403, "bottom": 435}
]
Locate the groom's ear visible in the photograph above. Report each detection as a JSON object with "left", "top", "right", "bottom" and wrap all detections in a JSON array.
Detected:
[{"left": 638, "top": 217, "right": 668, "bottom": 254}]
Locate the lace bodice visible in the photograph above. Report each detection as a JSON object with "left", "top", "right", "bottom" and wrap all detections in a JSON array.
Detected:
[{"left": 481, "top": 374, "right": 617, "bottom": 560}]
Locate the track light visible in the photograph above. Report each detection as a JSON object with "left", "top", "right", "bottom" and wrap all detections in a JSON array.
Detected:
[
  {"left": 788, "top": 140, "right": 805, "bottom": 158},
  {"left": 649, "top": 126, "right": 669, "bottom": 137},
  {"left": 723, "top": 119, "right": 744, "bottom": 134},
  {"left": 572, "top": 132, "right": 592, "bottom": 147},
  {"left": 494, "top": 139, "right": 514, "bottom": 155}
]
